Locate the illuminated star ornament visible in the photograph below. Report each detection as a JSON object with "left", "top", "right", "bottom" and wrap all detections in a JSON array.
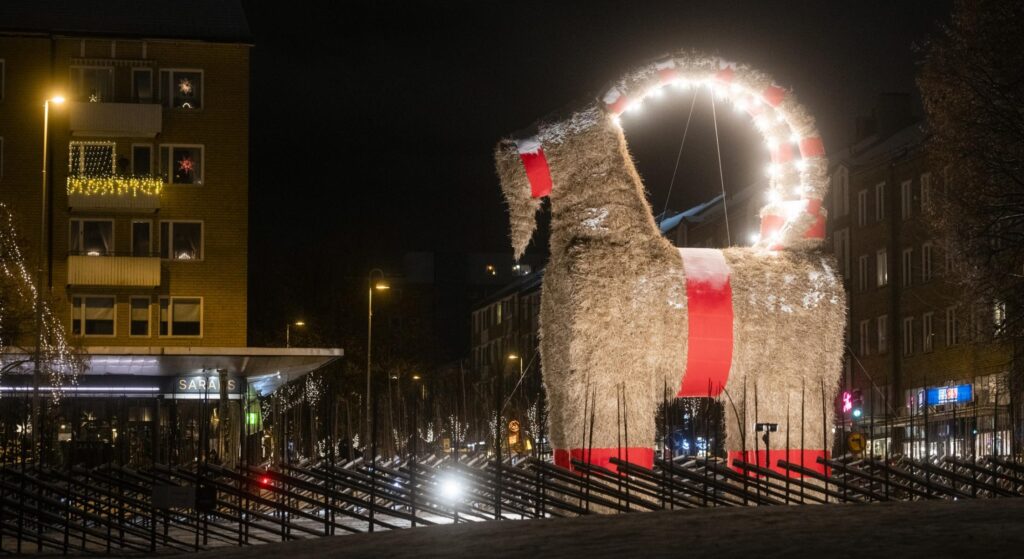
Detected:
[
  {"left": 177, "top": 155, "right": 195, "bottom": 175},
  {"left": 178, "top": 78, "right": 193, "bottom": 95}
]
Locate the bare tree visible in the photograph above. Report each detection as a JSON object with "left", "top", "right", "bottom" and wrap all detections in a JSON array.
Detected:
[{"left": 919, "top": 0, "right": 1024, "bottom": 392}]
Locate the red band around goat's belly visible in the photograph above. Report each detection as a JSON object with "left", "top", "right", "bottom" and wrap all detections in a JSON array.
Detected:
[
  {"left": 554, "top": 447, "right": 655, "bottom": 472},
  {"left": 677, "top": 248, "right": 733, "bottom": 397},
  {"left": 515, "top": 135, "right": 553, "bottom": 198}
]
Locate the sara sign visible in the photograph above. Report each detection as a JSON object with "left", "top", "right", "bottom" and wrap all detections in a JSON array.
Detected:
[
  {"left": 175, "top": 375, "right": 240, "bottom": 394},
  {"left": 926, "top": 384, "right": 973, "bottom": 406}
]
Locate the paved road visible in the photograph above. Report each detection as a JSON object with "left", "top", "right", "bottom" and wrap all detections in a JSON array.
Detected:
[{"left": 173, "top": 499, "right": 1024, "bottom": 558}]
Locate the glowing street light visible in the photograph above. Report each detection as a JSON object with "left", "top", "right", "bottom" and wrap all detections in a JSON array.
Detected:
[
  {"left": 365, "top": 269, "right": 390, "bottom": 456},
  {"left": 285, "top": 320, "right": 305, "bottom": 348}
]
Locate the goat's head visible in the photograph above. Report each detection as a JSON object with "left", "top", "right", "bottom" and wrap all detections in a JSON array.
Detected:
[{"left": 495, "top": 51, "right": 831, "bottom": 260}]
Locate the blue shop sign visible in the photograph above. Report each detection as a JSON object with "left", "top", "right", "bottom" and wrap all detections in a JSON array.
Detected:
[{"left": 926, "top": 384, "right": 973, "bottom": 405}]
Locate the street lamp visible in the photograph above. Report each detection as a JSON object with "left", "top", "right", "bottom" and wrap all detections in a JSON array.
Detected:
[
  {"left": 32, "top": 94, "right": 65, "bottom": 459},
  {"left": 285, "top": 320, "right": 305, "bottom": 348},
  {"left": 366, "top": 269, "right": 389, "bottom": 454}
]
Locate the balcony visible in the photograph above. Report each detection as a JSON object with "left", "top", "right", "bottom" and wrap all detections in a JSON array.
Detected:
[
  {"left": 67, "top": 175, "right": 162, "bottom": 212},
  {"left": 68, "top": 255, "right": 161, "bottom": 287},
  {"left": 68, "top": 101, "right": 162, "bottom": 138}
]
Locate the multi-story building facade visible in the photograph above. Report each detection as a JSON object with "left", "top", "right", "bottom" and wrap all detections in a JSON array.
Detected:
[{"left": 0, "top": 5, "right": 340, "bottom": 467}]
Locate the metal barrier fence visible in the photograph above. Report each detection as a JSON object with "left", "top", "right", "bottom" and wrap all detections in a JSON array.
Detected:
[{"left": 2, "top": 452, "right": 1023, "bottom": 554}]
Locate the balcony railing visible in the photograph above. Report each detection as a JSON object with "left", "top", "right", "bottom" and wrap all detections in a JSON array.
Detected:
[
  {"left": 67, "top": 175, "right": 163, "bottom": 212},
  {"left": 68, "top": 101, "right": 162, "bottom": 137},
  {"left": 67, "top": 253, "right": 161, "bottom": 287}
]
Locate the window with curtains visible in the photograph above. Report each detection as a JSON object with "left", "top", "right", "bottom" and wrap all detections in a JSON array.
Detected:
[
  {"left": 160, "top": 297, "right": 202, "bottom": 336},
  {"left": 69, "top": 219, "right": 113, "bottom": 256},
  {"left": 160, "top": 221, "right": 203, "bottom": 260},
  {"left": 71, "top": 296, "right": 115, "bottom": 336}
]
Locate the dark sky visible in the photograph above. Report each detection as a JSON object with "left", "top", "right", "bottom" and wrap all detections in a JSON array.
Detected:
[{"left": 242, "top": 0, "right": 951, "bottom": 342}]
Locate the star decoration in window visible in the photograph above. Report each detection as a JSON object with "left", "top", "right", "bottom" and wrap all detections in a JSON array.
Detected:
[
  {"left": 177, "top": 155, "right": 195, "bottom": 175},
  {"left": 178, "top": 78, "right": 193, "bottom": 95}
]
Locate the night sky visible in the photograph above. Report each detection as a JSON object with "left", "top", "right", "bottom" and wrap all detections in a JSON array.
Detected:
[{"left": 242, "top": 0, "right": 951, "bottom": 345}]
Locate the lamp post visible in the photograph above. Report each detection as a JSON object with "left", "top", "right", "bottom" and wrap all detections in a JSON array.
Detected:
[
  {"left": 365, "top": 269, "right": 389, "bottom": 455},
  {"left": 32, "top": 95, "right": 64, "bottom": 460},
  {"left": 285, "top": 320, "right": 305, "bottom": 348}
]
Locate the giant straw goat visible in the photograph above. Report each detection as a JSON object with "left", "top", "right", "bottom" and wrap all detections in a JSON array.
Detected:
[{"left": 494, "top": 52, "right": 846, "bottom": 476}]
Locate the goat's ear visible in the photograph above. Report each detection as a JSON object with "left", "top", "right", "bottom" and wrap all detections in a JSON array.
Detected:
[{"left": 495, "top": 139, "right": 543, "bottom": 261}]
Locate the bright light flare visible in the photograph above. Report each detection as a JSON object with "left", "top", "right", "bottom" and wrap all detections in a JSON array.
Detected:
[{"left": 439, "top": 476, "right": 463, "bottom": 501}]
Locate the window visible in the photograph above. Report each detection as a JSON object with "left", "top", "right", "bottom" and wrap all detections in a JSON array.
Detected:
[
  {"left": 945, "top": 306, "right": 959, "bottom": 346},
  {"left": 901, "top": 248, "right": 913, "bottom": 287},
  {"left": 160, "top": 297, "right": 202, "bottom": 336},
  {"left": 833, "top": 167, "right": 849, "bottom": 217},
  {"left": 859, "top": 320, "right": 870, "bottom": 356},
  {"left": 902, "top": 317, "right": 914, "bottom": 356},
  {"left": 877, "top": 315, "right": 888, "bottom": 354},
  {"left": 71, "top": 296, "right": 115, "bottom": 336},
  {"left": 858, "top": 255, "right": 869, "bottom": 292},
  {"left": 857, "top": 190, "right": 868, "bottom": 227},
  {"left": 69, "top": 141, "right": 115, "bottom": 176},
  {"left": 833, "top": 228, "right": 850, "bottom": 279},
  {"left": 920, "top": 173, "right": 932, "bottom": 211},
  {"left": 921, "top": 242, "right": 933, "bottom": 282},
  {"left": 993, "top": 300, "right": 1007, "bottom": 336},
  {"left": 159, "top": 145, "right": 203, "bottom": 185},
  {"left": 160, "top": 69, "right": 203, "bottom": 109},
  {"left": 69, "top": 219, "right": 113, "bottom": 256},
  {"left": 922, "top": 312, "right": 934, "bottom": 352},
  {"left": 875, "top": 183, "right": 886, "bottom": 221},
  {"left": 130, "top": 297, "right": 150, "bottom": 336},
  {"left": 900, "top": 180, "right": 912, "bottom": 220},
  {"left": 131, "top": 144, "right": 152, "bottom": 175},
  {"left": 131, "top": 68, "right": 153, "bottom": 103},
  {"left": 160, "top": 221, "right": 203, "bottom": 260},
  {"left": 132, "top": 220, "right": 151, "bottom": 256},
  {"left": 0, "top": 59, "right": 5, "bottom": 102},
  {"left": 876, "top": 249, "right": 888, "bottom": 287},
  {"left": 69, "top": 66, "right": 114, "bottom": 102}
]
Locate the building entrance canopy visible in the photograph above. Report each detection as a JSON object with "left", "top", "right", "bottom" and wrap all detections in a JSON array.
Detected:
[{"left": 1, "top": 346, "right": 343, "bottom": 397}]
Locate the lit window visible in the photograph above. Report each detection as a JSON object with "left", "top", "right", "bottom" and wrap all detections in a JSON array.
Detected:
[
  {"left": 159, "top": 145, "right": 203, "bottom": 185},
  {"left": 160, "top": 69, "right": 203, "bottom": 109},
  {"left": 160, "top": 221, "right": 203, "bottom": 260},
  {"left": 71, "top": 296, "right": 115, "bottom": 336},
  {"left": 69, "top": 141, "right": 115, "bottom": 176},
  {"left": 69, "top": 219, "right": 113, "bottom": 256},
  {"left": 922, "top": 312, "right": 934, "bottom": 352},
  {"left": 876, "top": 249, "right": 888, "bottom": 287},
  {"left": 160, "top": 297, "right": 202, "bottom": 336}
]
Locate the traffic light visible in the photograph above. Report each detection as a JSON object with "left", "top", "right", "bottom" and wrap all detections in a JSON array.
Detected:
[{"left": 851, "top": 389, "right": 864, "bottom": 419}]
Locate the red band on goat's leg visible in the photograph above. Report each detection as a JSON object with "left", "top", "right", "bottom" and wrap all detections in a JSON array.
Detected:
[
  {"left": 553, "top": 447, "right": 655, "bottom": 473},
  {"left": 677, "top": 248, "right": 734, "bottom": 397},
  {"left": 728, "top": 449, "right": 831, "bottom": 478}
]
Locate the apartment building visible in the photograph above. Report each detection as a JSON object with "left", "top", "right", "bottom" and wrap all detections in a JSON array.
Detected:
[{"left": 0, "top": 4, "right": 340, "bottom": 467}]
